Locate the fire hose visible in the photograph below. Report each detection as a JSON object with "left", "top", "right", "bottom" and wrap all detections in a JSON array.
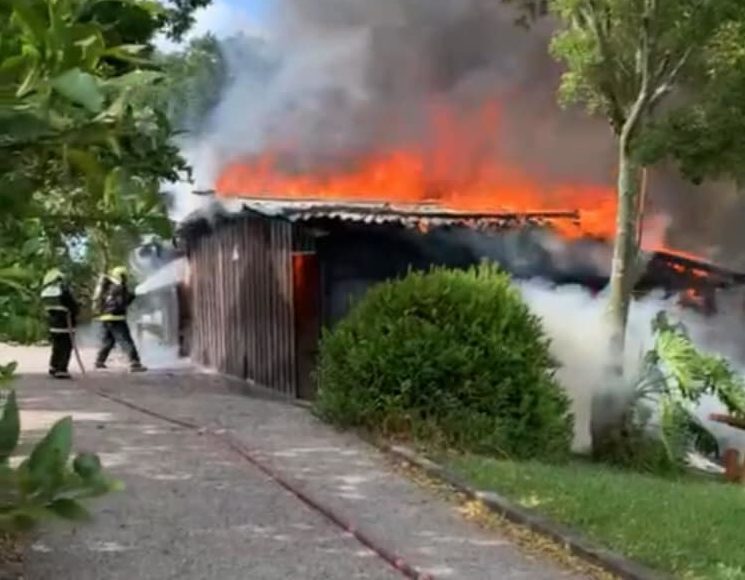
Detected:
[
  {"left": 77, "top": 381, "right": 434, "bottom": 580},
  {"left": 67, "top": 313, "right": 86, "bottom": 376}
]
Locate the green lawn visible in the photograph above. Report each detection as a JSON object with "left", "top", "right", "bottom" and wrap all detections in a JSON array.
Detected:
[{"left": 446, "top": 455, "right": 745, "bottom": 579}]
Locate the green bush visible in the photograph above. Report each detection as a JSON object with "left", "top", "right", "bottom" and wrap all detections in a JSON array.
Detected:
[
  {"left": 0, "top": 369, "right": 121, "bottom": 532},
  {"left": 314, "top": 264, "right": 574, "bottom": 461},
  {"left": 592, "top": 311, "right": 745, "bottom": 476}
]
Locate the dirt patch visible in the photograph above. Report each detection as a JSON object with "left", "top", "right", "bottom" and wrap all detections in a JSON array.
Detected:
[
  {"left": 0, "top": 533, "right": 25, "bottom": 580},
  {"left": 390, "top": 458, "right": 614, "bottom": 580}
]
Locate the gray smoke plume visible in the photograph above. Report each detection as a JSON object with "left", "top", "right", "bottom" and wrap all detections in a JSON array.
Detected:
[
  {"left": 177, "top": 0, "right": 745, "bottom": 265},
  {"left": 224, "top": 0, "right": 615, "bottom": 179},
  {"left": 182, "top": 1, "right": 616, "bottom": 208}
]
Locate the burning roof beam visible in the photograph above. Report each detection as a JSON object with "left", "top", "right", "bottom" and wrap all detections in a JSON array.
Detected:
[{"left": 651, "top": 251, "right": 745, "bottom": 286}]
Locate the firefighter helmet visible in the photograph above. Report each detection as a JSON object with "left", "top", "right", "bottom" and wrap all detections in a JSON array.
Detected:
[
  {"left": 109, "top": 266, "right": 128, "bottom": 283},
  {"left": 42, "top": 268, "right": 64, "bottom": 286}
]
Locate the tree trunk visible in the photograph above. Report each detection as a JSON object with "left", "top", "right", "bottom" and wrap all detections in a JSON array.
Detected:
[{"left": 607, "top": 142, "right": 644, "bottom": 355}]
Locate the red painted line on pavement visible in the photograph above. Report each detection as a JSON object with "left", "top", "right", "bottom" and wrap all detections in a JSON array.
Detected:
[{"left": 79, "top": 382, "right": 434, "bottom": 580}]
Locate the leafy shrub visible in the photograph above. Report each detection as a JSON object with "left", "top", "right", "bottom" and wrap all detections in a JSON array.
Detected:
[
  {"left": 315, "top": 264, "right": 574, "bottom": 461},
  {"left": 0, "top": 369, "right": 120, "bottom": 532},
  {"left": 593, "top": 311, "right": 745, "bottom": 475}
]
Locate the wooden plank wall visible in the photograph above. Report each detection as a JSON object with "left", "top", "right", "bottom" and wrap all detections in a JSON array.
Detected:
[{"left": 187, "top": 216, "right": 297, "bottom": 397}]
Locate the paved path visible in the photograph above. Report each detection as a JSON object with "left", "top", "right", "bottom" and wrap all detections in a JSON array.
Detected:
[{"left": 6, "top": 346, "right": 585, "bottom": 579}]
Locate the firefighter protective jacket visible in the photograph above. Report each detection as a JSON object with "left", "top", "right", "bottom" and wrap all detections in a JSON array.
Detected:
[
  {"left": 94, "top": 275, "right": 135, "bottom": 321},
  {"left": 40, "top": 281, "right": 79, "bottom": 333}
]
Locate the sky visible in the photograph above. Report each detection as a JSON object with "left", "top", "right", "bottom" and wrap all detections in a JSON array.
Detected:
[{"left": 156, "top": 0, "right": 270, "bottom": 52}]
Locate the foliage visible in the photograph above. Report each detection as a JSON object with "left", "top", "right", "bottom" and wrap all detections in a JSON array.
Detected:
[
  {"left": 0, "top": 0, "right": 208, "bottom": 342},
  {"left": 448, "top": 454, "right": 745, "bottom": 579},
  {"left": 0, "top": 364, "right": 17, "bottom": 389},
  {"left": 158, "top": 0, "right": 212, "bottom": 42},
  {"left": 0, "top": 270, "right": 119, "bottom": 531},
  {"left": 314, "top": 264, "right": 574, "bottom": 461},
  {"left": 1, "top": 0, "right": 171, "bottom": 208},
  {"left": 0, "top": 219, "right": 94, "bottom": 343},
  {"left": 149, "top": 34, "right": 228, "bottom": 132},
  {"left": 0, "top": 391, "right": 121, "bottom": 532},
  {"left": 549, "top": 0, "right": 742, "bottom": 139},
  {"left": 638, "top": 14, "right": 745, "bottom": 184},
  {"left": 594, "top": 311, "right": 745, "bottom": 474},
  {"left": 646, "top": 312, "right": 745, "bottom": 416},
  {"left": 548, "top": 0, "right": 745, "bottom": 345}
]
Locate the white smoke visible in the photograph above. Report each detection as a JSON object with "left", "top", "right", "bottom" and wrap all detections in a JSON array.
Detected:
[{"left": 517, "top": 281, "right": 745, "bottom": 455}]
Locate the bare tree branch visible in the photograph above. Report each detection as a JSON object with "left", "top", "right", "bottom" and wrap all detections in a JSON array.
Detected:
[
  {"left": 621, "top": 0, "right": 655, "bottom": 146},
  {"left": 649, "top": 47, "right": 693, "bottom": 107},
  {"left": 653, "top": 51, "right": 673, "bottom": 83}
]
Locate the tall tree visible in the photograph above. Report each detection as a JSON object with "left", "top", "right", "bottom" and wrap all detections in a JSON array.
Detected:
[{"left": 549, "top": 0, "right": 745, "bottom": 352}]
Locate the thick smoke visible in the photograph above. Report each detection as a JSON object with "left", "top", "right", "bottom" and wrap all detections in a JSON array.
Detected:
[
  {"left": 182, "top": 1, "right": 615, "bottom": 205},
  {"left": 517, "top": 282, "right": 745, "bottom": 455},
  {"left": 176, "top": 0, "right": 745, "bottom": 265},
  {"left": 201, "top": 0, "right": 614, "bottom": 183}
]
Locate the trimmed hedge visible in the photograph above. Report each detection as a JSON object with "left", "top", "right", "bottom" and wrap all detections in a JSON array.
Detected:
[{"left": 315, "top": 264, "right": 573, "bottom": 461}]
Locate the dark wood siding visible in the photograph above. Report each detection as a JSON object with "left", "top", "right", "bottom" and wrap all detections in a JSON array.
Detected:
[{"left": 187, "top": 216, "right": 298, "bottom": 397}]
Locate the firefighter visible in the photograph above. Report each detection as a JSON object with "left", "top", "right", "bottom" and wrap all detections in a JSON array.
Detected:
[
  {"left": 93, "top": 266, "right": 147, "bottom": 372},
  {"left": 40, "top": 269, "right": 79, "bottom": 379}
]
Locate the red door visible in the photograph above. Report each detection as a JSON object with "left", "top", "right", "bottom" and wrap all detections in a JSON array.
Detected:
[{"left": 292, "top": 252, "right": 320, "bottom": 399}]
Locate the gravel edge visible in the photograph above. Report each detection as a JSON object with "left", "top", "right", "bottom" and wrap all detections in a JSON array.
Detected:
[{"left": 372, "top": 442, "right": 669, "bottom": 580}]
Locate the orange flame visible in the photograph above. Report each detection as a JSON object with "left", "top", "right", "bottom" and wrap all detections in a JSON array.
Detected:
[{"left": 215, "top": 101, "right": 694, "bottom": 257}]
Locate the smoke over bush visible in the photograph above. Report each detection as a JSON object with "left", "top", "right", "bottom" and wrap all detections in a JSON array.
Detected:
[{"left": 517, "top": 281, "right": 745, "bottom": 454}]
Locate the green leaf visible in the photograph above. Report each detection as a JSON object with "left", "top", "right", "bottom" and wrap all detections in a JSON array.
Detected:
[
  {"left": 107, "top": 134, "right": 122, "bottom": 157},
  {"left": 0, "top": 512, "right": 36, "bottom": 533},
  {"left": 107, "top": 478, "right": 125, "bottom": 493},
  {"left": 51, "top": 69, "right": 104, "bottom": 113},
  {"left": 47, "top": 498, "right": 91, "bottom": 521},
  {"left": 0, "top": 111, "right": 54, "bottom": 145},
  {"left": 103, "top": 168, "right": 124, "bottom": 209},
  {"left": 66, "top": 148, "right": 106, "bottom": 197},
  {"left": 0, "top": 391, "right": 20, "bottom": 463},
  {"left": 9, "top": 0, "right": 47, "bottom": 44},
  {"left": 0, "top": 464, "right": 18, "bottom": 489},
  {"left": 0, "top": 362, "right": 18, "bottom": 381},
  {"left": 0, "top": 277, "right": 28, "bottom": 296},
  {"left": 102, "top": 45, "right": 152, "bottom": 67},
  {"left": 17, "top": 63, "right": 42, "bottom": 98},
  {"left": 104, "top": 70, "right": 164, "bottom": 90},
  {"left": 125, "top": 0, "right": 165, "bottom": 17},
  {"left": 27, "top": 416, "right": 73, "bottom": 495},
  {"left": 72, "top": 452, "right": 102, "bottom": 481}
]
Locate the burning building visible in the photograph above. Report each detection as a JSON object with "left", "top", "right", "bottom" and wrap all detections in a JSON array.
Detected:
[
  {"left": 177, "top": 194, "right": 745, "bottom": 401},
  {"left": 163, "top": 0, "right": 745, "bottom": 400},
  {"left": 179, "top": 197, "right": 578, "bottom": 398}
]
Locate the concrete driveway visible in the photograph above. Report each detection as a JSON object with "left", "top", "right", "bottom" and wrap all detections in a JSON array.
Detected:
[{"left": 4, "top": 346, "right": 586, "bottom": 580}]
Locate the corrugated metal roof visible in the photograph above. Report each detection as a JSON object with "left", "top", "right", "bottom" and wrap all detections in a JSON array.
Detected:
[{"left": 216, "top": 197, "right": 580, "bottom": 230}]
